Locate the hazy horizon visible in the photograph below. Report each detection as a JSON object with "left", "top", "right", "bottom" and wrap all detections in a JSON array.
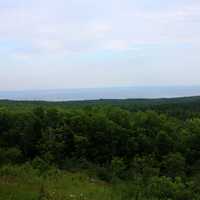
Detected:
[
  {"left": 1, "top": 84, "right": 200, "bottom": 92},
  {"left": 1, "top": 1, "right": 200, "bottom": 91},
  {"left": 1, "top": 86, "right": 200, "bottom": 101}
]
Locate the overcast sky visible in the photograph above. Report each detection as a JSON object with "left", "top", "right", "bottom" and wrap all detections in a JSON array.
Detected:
[{"left": 0, "top": 0, "right": 200, "bottom": 91}]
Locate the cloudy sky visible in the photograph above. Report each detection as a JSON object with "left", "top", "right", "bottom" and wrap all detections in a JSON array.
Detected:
[{"left": 0, "top": 0, "right": 200, "bottom": 91}]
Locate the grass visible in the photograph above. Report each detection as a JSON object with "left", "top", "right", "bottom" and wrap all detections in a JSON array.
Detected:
[
  {"left": 0, "top": 165, "right": 115, "bottom": 200},
  {"left": 0, "top": 164, "right": 187, "bottom": 200}
]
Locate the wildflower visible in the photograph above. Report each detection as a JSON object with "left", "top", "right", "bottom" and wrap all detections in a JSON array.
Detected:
[{"left": 69, "top": 194, "right": 76, "bottom": 198}]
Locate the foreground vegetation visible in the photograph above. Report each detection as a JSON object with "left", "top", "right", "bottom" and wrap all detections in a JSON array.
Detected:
[{"left": 1, "top": 97, "right": 200, "bottom": 199}]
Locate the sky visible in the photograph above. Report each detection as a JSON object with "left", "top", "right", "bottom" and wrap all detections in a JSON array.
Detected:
[{"left": 0, "top": 0, "right": 200, "bottom": 91}]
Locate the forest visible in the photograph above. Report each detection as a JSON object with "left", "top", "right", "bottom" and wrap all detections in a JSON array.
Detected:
[{"left": 0, "top": 97, "right": 200, "bottom": 200}]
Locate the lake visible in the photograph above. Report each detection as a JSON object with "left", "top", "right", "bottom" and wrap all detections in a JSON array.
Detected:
[{"left": 0, "top": 86, "right": 200, "bottom": 101}]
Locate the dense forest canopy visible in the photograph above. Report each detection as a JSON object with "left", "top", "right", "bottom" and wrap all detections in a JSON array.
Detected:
[{"left": 1, "top": 96, "right": 200, "bottom": 199}]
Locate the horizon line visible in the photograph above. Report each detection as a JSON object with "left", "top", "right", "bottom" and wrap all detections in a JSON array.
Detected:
[{"left": 1, "top": 84, "right": 200, "bottom": 93}]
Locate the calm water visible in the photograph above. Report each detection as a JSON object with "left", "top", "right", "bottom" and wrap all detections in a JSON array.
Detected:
[{"left": 0, "top": 86, "right": 200, "bottom": 101}]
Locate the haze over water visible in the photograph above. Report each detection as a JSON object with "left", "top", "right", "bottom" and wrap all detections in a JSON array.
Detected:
[{"left": 0, "top": 86, "right": 200, "bottom": 101}]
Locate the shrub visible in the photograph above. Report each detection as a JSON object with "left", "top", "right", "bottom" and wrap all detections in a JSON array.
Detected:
[
  {"left": 96, "top": 166, "right": 112, "bottom": 182},
  {"left": 32, "top": 157, "right": 51, "bottom": 175},
  {"left": 146, "top": 176, "right": 192, "bottom": 200},
  {"left": 111, "top": 157, "right": 126, "bottom": 179},
  {"left": 0, "top": 148, "right": 23, "bottom": 165}
]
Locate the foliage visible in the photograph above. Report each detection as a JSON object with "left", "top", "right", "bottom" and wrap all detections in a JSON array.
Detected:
[{"left": 1, "top": 97, "right": 200, "bottom": 199}]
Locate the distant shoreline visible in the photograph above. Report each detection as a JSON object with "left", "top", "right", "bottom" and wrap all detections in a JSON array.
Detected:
[
  {"left": 0, "top": 96, "right": 200, "bottom": 105},
  {"left": 0, "top": 86, "right": 200, "bottom": 102}
]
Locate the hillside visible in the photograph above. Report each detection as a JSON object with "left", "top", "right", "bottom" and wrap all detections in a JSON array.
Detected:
[{"left": 1, "top": 97, "right": 200, "bottom": 199}]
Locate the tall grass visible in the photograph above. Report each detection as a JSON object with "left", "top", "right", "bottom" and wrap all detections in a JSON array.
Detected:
[{"left": 0, "top": 164, "right": 197, "bottom": 200}]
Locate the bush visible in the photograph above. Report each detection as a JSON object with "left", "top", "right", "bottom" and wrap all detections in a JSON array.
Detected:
[
  {"left": 96, "top": 166, "right": 112, "bottom": 182},
  {"left": 0, "top": 148, "right": 23, "bottom": 165},
  {"left": 129, "top": 155, "right": 159, "bottom": 180},
  {"left": 31, "top": 157, "right": 51, "bottom": 175},
  {"left": 111, "top": 157, "right": 126, "bottom": 179},
  {"left": 0, "top": 163, "right": 38, "bottom": 178},
  {"left": 146, "top": 176, "right": 192, "bottom": 200}
]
